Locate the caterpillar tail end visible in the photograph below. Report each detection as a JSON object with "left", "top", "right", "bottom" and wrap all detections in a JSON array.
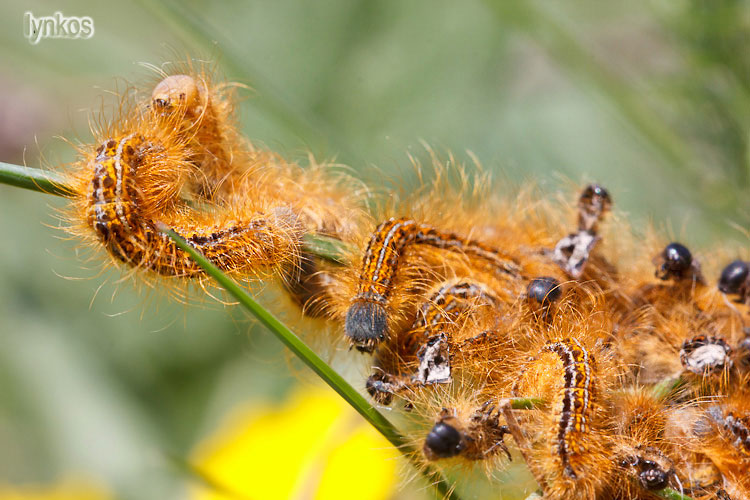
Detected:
[{"left": 345, "top": 300, "right": 387, "bottom": 353}]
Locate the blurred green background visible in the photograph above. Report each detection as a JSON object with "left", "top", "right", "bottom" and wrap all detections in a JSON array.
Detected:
[{"left": 1, "top": 1, "right": 749, "bottom": 499}]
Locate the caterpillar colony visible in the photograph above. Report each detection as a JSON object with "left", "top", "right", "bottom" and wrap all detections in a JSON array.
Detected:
[{"left": 56, "top": 61, "right": 750, "bottom": 499}]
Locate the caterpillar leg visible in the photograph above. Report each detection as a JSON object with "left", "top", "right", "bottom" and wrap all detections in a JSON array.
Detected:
[
  {"left": 365, "top": 369, "right": 417, "bottom": 406},
  {"left": 345, "top": 218, "right": 519, "bottom": 352}
]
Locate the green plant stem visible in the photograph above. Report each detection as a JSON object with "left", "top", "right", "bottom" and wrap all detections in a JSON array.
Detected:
[
  {"left": 651, "top": 376, "right": 685, "bottom": 401},
  {"left": 655, "top": 488, "right": 694, "bottom": 500},
  {"left": 160, "top": 224, "right": 460, "bottom": 500},
  {"left": 301, "top": 233, "right": 352, "bottom": 265},
  {"left": 510, "top": 397, "right": 544, "bottom": 410},
  {"left": 0, "top": 162, "right": 350, "bottom": 265},
  {"left": 0, "top": 162, "right": 72, "bottom": 196}
]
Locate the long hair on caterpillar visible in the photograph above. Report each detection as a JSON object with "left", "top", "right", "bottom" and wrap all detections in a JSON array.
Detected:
[
  {"left": 330, "top": 159, "right": 593, "bottom": 354},
  {"left": 649, "top": 374, "right": 750, "bottom": 499},
  {"left": 387, "top": 382, "right": 539, "bottom": 498},
  {"left": 507, "top": 300, "right": 623, "bottom": 500},
  {"left": 56, "top": 59, "right": 367, "bottom": 316},
  {"left": 16, "top": 54, "right": 750, "bottom": 499}
]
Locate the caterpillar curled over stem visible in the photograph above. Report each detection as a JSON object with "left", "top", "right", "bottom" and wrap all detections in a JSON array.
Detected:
[
  {"left": 63, "top": 62, "right": 367, "bottom": 304},
  {"left": 86, "top": 132, "right": 302, "bottom": 277}
]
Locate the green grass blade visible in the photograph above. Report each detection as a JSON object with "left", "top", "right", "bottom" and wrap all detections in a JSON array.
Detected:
[
  {"left": 655, "top": 488, "right": 694, "bottom": 500},
  {"left": 0, "top": 161, "right": 72, "bottom": 197},
  {"left": 510, "top": 397, "right": 544, "bottom": 410},
  {"left": 159, "top": 224, "right": 460, "bottom": 500},
  {"left": 0, "top": 162, "right": 350, "bottom": 265},
  {"left": 302, "top": 233, "right": 353, "bottom": 265}
]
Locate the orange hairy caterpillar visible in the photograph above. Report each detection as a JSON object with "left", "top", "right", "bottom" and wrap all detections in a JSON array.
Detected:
[
  {"left": 345, "top": 217, "right": 521, "bottom": 352},
  {"left": 607, "top": 386, "right": 692, "bottom": 497},
  {"left": 541, "top": 338, "right": 596, "bottom": 480},
  {"left": 64, "top": 62, "right": 364, "bottom": 304},
  {"left": 85, "top": 133, "right": 298, "bottom": 277},
  {"left": 510, "top": 329, "right": 617, "bottom": 499},
  {"left": 683, "top": 396, "right": 750, "bottom": 498}
]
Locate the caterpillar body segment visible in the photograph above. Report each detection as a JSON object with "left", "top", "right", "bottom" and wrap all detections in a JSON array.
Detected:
[
  {"left": 663, "top": 406, "right": 733, "bottom": 497},
  {"left": 681, "top": 395, "right": 750, "bottom": 498},
  {"left": 509, "top": 329, "right": 620, "bottom": 500},
  {"left": 365, "top": 279, "right": 502, "bottom": 405},
  {"left": 345, "top": 217, "right": 522, "bottom": 352},
  {"left": 538, "top": 338, "right": 599, "bottom": 481},
  {"left": 83, "top": 131, "right": 303, "bottom": 277},
  {"left": 553, "top": 184, "right": 612, "bottom": 280},
  {"left": 149, "top": 72, "right": 236, "bottom": 201}
]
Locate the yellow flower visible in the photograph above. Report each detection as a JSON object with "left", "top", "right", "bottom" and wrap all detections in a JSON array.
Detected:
[{"left": 190, "top": 386, "right": 399, "bottom": 500}]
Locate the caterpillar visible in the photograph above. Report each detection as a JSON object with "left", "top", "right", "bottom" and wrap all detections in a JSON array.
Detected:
[
  {"left": 345, "top": 217, "right": 521, "bottom": 352},
  {"left": 83, "top": 132, "right": 300, "bottom": 277},
  {"left": 509, "top": 304, "right": 618, "bottom": 500},
  {"left": 64, "top": 62, "right": 365, "bottom": 313},
  {"left": 542, "top": 338, "right": 597, "bottom": 480},
  {"left": 685, "top": 396, "right": 750, "bottom": 498},
  {"left": 49, "top": 61, "right": 750, "bottom": 499}
]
